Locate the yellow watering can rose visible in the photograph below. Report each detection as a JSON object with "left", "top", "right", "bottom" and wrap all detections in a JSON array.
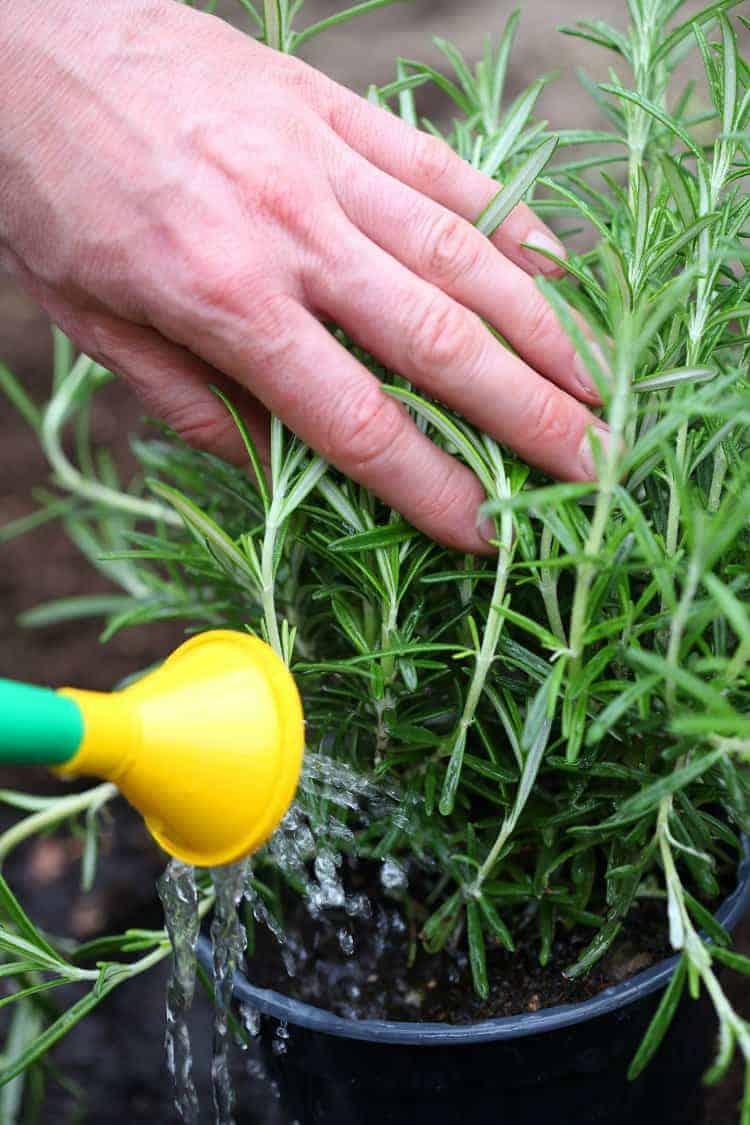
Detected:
[{"left": 0, "top": 631, "right": 305, "bottom": 867}]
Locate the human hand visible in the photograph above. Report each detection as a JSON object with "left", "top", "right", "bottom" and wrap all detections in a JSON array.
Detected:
[{"left": 0, "top": 0, "right": 609, "bottom": 552}]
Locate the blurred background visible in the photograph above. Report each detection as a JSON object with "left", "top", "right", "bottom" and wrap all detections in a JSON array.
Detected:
[{"left": 1, "top": 1, "right": 748, "bottom": 1120}]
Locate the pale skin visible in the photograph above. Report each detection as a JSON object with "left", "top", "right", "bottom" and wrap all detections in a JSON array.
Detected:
[{"left": 0, "top": 1, "right": 611, "bottom": 552}]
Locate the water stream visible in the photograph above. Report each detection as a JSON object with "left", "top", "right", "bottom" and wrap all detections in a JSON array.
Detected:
[
  {"left": 157, "top": 750, "right": 412, "bottom": 1121},
  {"left": 209, "top": 860, "right": 249, "bottom": 1125},
  {"left": 158, "top": 860, "right": 200, "bottom": 1124}
]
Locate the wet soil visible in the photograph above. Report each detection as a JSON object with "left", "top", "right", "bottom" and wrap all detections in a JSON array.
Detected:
[{"left": 246, "top": 870, "right": 688, "bottom": 1024}]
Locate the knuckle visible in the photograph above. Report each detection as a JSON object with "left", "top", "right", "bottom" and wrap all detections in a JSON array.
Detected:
[
  {"left": 184, "top": 256, "right": 248, "bottom": 317},
  {"left": 157, "top": 223, "right": 253, "bottom": 323},
  {"left": 323, "top": 88, "right": 358, "bottom": 139},
  {"left": 248, "top": 292, "right": 299, "bottom": 361},
  {"left": 330, "top": 382, "right": 404, "bottom": 473},
  {"left": 250, "top": 156, "right": 289, "bottom": 221},
  {"left": 424, "top": 214, "right": 482, "bottom": 286},
  {"left": 187, "top": 112, "right": 320, "bottom": 238},
  {"left": 181, "top": 113, "right": 257, "bottom": 200},
  {"left": 165, "top": 400, "right": 237, "bottom": 454},
  {"left": 310, "top": 228, "right": 349, "bottom": 283},
  {"left": 276, "top": 62, "right": 313, "bottom": 98},
  {"left": 413, "top": 464, "right": 466, "bottom": 528},
  {"left": 299, "top": 213, "right": 358, "bottom": 295},
  {"left": 250, "top": 152, "right": 322, "bottom": 243},
  {"left": 275, "top": 54, "right": 327, "bottom": 108},
  {"left": 412, "top": 133, "right": 454, "bottom": 189},
  {"left": 278, "top": 112, "right": 315, "bottom": 155},
  {"left": 408, "top": 294, "right": 476, "bottom": 372},
  {"left": 522, "top": 383, "right": 574, "bottom": 448},
  {"left": 78, "top": 318, "right": 122, "bottom": 374},
  {"left": 524, "top": 290, "right": 562, "bottom": 352},
  {"left": 171, "top": 238, "right": 293, "bottom": 347}
]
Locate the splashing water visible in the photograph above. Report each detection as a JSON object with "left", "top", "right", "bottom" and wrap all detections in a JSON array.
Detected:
[
  {"left": 157, "top": 747, "right": 414, "bottom": 1121},
  {"left": 158, "top": 860, "right": 200, "bottom": 1124},
  {"left": 272, "top": 1019, "right": 290, "bottom": 1056},
  {"left": 263, "top": 748, "right": 411, "bottom": 927},
  {"left": 240, "top": 1001, "right": 261, "bottom": 1039},
  {"left": 338, "top": 928, "right": 355, "bottom": 956},
  {"left": 381, "top": 857, "right": 408, "bottom": 892},
  {"left": 301, "top": 750, "right": 401, "bottom": 808}
]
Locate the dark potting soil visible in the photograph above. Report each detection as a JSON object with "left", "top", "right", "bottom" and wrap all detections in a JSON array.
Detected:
[{"left": 245, "top": 869, "right": 704, "bottom": 1025}]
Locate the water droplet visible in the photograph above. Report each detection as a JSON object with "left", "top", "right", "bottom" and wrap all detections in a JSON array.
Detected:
[
  {"left": 345, "top": 892, "right": 371, "bottom": 919},
  {"left": 240, "top": 1002, "right": 260, "bottom": 1040},
  {"left": 338, "top": 928, "right": 355, "bottom": 956},
  {"left": 272, "top": 1020, "right": 290, "bottom": 1055},
  {"left": 380, "top": 858, "right": 407, "bottom": 891}
]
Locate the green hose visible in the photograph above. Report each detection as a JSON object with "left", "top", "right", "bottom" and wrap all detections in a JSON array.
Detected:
[{"left": 0, "top": 679, "right": 82, "bottom": 766}]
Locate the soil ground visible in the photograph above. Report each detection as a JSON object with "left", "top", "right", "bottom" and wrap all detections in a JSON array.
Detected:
[{"left": 1, "top": 2, "right": 749, "bottom": 1122}]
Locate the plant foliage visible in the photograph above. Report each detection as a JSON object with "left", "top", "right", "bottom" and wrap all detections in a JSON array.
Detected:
[{"left": 2, "top": 0, "right": 750, "bottom": 1115}]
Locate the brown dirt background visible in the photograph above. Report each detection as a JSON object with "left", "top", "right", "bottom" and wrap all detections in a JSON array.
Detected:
[{"left": 1, "top": 1, "right": 748, "bottom": 1121}]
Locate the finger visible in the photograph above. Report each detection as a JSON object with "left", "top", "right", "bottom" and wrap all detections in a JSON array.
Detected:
[
  {"left": 153, "top": 292, "right": 493, "bottom": 553},
  {"left": 68, "top": 312, "right": 271, "bottom": 468},
  {"left": 323, "top": 86, "right": 566, "bottom": 278},
  {"left": 305, "top": 223, "right": 610, "bottom": 484},
  {"left": 332, "top": 154, "right": 603, "bottom": 403}
]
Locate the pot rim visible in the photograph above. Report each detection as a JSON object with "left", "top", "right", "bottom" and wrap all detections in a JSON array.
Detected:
[{"left": 198, "top": 838, "right": 750, "bottom": 1046}]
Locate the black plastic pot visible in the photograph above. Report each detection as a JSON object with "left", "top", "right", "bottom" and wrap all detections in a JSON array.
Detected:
[{"left": 198, "top": 844, "right": 750, "bottom": 1125}]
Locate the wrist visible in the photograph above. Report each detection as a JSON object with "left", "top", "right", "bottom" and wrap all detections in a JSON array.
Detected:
[
  {"left": 0, "top": 1, "right": 174, "bottom": 122},
  {"left": 0, "top": 0, "right": 170, "bottom": 256},
  {"left": 0, "top": 5, "right": 75, "bottom": 253}
]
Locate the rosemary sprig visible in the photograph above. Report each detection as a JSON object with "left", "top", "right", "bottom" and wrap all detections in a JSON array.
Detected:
[{"left": 2, "top": 0, "right": 750, "bottom": 1115}]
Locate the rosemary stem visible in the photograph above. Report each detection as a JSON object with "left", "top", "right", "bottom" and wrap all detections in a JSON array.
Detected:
[
  {"left": 263, "top": 0, "right": 283, "bottom": 50},
  {"left": 0, "top": 785, "right": 117, "bottom": 867},
  {"left": 260, "top": 514, "right": 283, "bottom": 659},
  {"left": 41, "top": 357, "right": 180, "bottom": 530}
]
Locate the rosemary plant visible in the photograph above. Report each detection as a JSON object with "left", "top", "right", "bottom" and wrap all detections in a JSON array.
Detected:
[{"left": 2, "top": 0, "right": 750, "bottom": 1115}]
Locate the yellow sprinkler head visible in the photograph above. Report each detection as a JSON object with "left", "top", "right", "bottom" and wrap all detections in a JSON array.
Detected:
[{"left": 54, "top": 632, "right": 305, "bottom": 867}]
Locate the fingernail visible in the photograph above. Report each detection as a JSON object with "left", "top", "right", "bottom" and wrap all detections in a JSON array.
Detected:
[
  {"left": 525, "top": 229, "right": 566, "bottom": 273},
  {"left": 579, "top": 423, "right": 612, "bottom": 480},
  {"left": 573, "top": 342, "right": 610, "bottom": 399}
]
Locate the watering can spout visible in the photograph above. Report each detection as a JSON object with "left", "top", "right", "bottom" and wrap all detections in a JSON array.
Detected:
[{"left": 0, "top": 632, "right": 305, "bottom": 867}]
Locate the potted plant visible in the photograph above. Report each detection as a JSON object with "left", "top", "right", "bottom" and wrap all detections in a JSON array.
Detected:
[{"left": 1, "top": 0, "right": 750, "bottom": 1122}]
